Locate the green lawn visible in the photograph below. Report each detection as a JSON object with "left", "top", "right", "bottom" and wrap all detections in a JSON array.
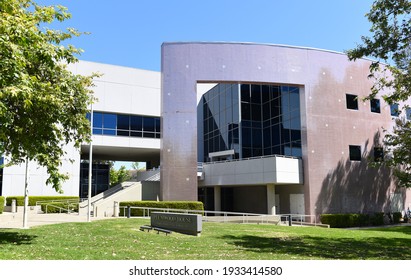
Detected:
[{"left": 0, "top": 218, "right": 410, "bottom": 260}]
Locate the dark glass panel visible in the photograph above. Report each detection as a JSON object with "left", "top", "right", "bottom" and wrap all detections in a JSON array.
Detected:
[
  {"left": 93, "top": 128, "right": 102, "bottom": 135},
  {"left": 117, "top": 130, "right": 130, "bottom": 136},
  {"left": 346, "top": 94, "right": 358, "bottom": 110},
  {"left": 143, "top": 132, "right": 155, "bottom": 138},
  {"left": 261, "top": 85, "right": 270, "bottom": 103},
  {"left": 370, "top": 98, "right": 381, "bottom": 113},
  {"left": 130, "top": 116, "right": 143, "bottom": 131},
  {"left": 241, "top": 102, "right": 251, "bottom": 120},
  {"left": 349, "top": 145, "right": 361, "bottom": 161},
  {"left": 251, "top": 85, "right": 261, "bottom": 103},
  {"left": 240, "top": 84, "right": 250, "bottom": 102},
  {"left": 117, "top": 114, "right": 130, "bottom": 130},
  {"left": 242, "top": 127, "right": 252, "bottom": 147},
  {"left": 143, "top": 117, "right": 155, "bottom": 132},
  {"left": 155, "top": 118, "right": 161, "bottom": 132},
  {"left": 251, "top": 104, "right": 261, "bottom": 121},
  {"left": 130, "top": 131, "right": 142, "bottom": 137}
]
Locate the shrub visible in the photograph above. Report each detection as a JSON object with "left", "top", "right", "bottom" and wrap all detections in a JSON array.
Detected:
[
  {"left": 5, "top": 196, "right": 78, "bottom": 206},
  {"left": 320, "top": 213, "right": 370, "bottom": 228},
  {"left": 393, "top": 212, "right": 402, "bottom": 224},
  {"left": 370, "top": 212, "right": 384, "bottom": 226},
  {"left": 0, "top": 196, "right": 5, "bottom": 214},
  {"left": 119, "top": 201, "right": 204, "bottom": 217}
]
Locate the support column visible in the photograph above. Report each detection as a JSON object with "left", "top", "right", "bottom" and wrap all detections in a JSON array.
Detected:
[
  {"left": 267, "top": 184, "right": 276, "bottom": 215},
  {"left": 214, "top": 186, "right": 221, "bottom": 213}
]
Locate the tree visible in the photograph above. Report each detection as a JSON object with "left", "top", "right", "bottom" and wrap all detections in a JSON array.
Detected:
[
  {"left": 347, "top": 0, "right": 411, "bottom": 188},
  {"left": 109, "top": 165, "right": 130, "bottom": 187},
  {"left": 347, "top": 0, "right": 411, "bottom": 104},
  {"left": 0, "top": 0, "right": 97, "bottom": 192}
]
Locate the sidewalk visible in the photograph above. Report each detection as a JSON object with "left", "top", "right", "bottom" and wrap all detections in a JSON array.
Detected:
[{"left": 0, "top": 211, "right": 114, "bottom": 229}]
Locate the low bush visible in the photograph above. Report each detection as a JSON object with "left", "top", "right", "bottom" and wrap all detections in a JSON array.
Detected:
[
  {"left": 370, "top": 212, "right": 384, "bottom": 226},
  {"left": 0, "top": 196, "right": 5, "bottom": 214},
  {"left": 320, "top": 213, "right": 370, "bottom": 228},
  {"left": 119, "top": 201, "right": 204, "bottom": 216},
  {"left": 393, "top": 212, "right": 402, "bottom": 224},
  {"left": 5, "top": 196, "right": 78, "bottom": 206}
]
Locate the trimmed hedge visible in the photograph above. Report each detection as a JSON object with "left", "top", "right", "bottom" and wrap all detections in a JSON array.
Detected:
[
  {"left": 320, "top": 214, "right": 370, "bottom": 228},
  {"left": 320, "top": 212, "right": 402, "bottom": 228},
  {"left": 5, "top": 196, "right": 79, "bottom": 206},
  {"left": 119, "top": 201, "right": 204, "bottom": 216},
  {"left": 0, "top": 196, "right": 5, "bottom": 214}
]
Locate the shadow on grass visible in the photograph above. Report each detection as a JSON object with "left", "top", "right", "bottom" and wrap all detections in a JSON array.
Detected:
[
  {"left": 360, "top": 225, "right": 411, "bottom": 235},
  {"left": 0, "top": 232, "right": 37, "bottom": 245},
  {"left": 220, "top": 234, "right": 411, "bottom": 259}
]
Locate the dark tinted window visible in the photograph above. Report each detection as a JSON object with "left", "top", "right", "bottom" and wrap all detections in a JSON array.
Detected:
[
  {"left": 346, "top": 94, "right": 358, "bottom": 110},
  {"left": 349, "top": 145, "right": 361, "bottom": 161},
  {"left": 370, "top": 99, "right": 381, "bottom": 113}
]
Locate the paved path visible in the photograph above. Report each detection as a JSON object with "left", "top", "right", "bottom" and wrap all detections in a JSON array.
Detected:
[{"left": 0, "top": 212, "right": 114, "bottom": 229}]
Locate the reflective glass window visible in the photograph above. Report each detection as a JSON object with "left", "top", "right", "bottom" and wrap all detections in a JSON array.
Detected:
[
  {"left": 130, "top": 116, "right": 143, "bottom": 131},
  {"left": 93, "top": 112, "right": 103, "bottom": 128},
  {"left": 370, "top": 99, "right": 381, "bottom": 113},
  {"left": 390, "top": 103, "right": 399, "bottom": 117},
  {"left": 117, "top": 114, "right": 130, "bottom": 130},
  {"left": 103, "top": 113, "right": 116, "bottom": 129},
  {"left": 346, "top": 94, "right": 358, "bottom": 110},
  {"left": 349, "top": 145, "right": 361, "bottom": 161}
]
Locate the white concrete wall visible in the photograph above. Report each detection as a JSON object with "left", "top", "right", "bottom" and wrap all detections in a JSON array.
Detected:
[
  {"left": 199, "top": 156, "right": 303, "bottom": 187},
  {"left": 69, "top": 61, "right": 160, "bottom": 117},
  {"left": 2, "top": 144, "right": 81, "bottom": 196}
]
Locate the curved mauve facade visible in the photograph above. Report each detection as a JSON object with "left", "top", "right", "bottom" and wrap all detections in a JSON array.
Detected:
[{"left": 161, "top": 42, "right": 411, "bottom": 216}]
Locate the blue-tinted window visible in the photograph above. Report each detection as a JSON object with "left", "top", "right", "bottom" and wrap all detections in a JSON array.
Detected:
[
  {"left": 371, "top": 99, "right": 381, "bottom": 113},
  {"left": 390, "top": 103, "right": 400, "bottom": 117},
  {"left": 88, "top": 112, "right": 159, "bottom": 139},
  {"left": 103, "top": 114, "right": 116, "bottom": 129},
  {"left": 406, "top": 108, "right": 411, "bottom": 120},
  {"left": 93, "top": 112, "right": 103, "bottom": 128}
]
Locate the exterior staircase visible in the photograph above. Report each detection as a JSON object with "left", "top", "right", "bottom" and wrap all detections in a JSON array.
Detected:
[{"left": 79, "top": 169, "right": 160, "bottom": 218}]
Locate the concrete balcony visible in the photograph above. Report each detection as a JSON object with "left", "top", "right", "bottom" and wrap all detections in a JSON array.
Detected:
[{"left": 198, "top": 155, "right": 303, "bottom": 187}]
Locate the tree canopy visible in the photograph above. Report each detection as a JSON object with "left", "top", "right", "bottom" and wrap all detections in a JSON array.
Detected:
[
  {"left": 347, "top": 0, "right": 411, "bottom": 188},
  {"left": 0, "top": 0, "right": 97, "bottom": 192}
]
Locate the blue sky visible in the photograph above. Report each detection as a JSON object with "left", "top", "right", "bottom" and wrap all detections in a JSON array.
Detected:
[
  {"left": 36, "top": 0, "right": 375, "bottom": 169},
  {"left": 38, "top": 0, "right": 374, "bottom": 71}
]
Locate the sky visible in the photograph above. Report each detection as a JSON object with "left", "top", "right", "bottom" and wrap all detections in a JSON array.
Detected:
[
  {"left": 36, "top": 0, "right": 375, "bottom": 169},
  {"left": 37, "top": 0, "right": 375, "bottom": 72}
]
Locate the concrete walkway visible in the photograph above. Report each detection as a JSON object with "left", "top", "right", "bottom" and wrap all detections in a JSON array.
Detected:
[{"left": 0, "top": 212, "right": 114, "bottom": 229}]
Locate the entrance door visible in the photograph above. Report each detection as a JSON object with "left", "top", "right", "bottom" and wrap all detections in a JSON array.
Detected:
[{"left": 290, "top": 194, "right": 304, "bottom": 215}]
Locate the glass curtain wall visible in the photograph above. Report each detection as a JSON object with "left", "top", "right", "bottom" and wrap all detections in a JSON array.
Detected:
[
  {"left": 79, "top": 161, "right": 110, "bottom": 198},
  {"left": 202, "top": 83, "right": 301, "bottom": 162},
  {"left": 87, "top": 112, "right": 161, "bottom": 139}
]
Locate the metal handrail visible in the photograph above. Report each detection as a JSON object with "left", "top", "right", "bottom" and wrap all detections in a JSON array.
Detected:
[
  {"left": 36, "top": 199, "right": 80, "bottom": 214},
  {"left": 202, "top": 154, "right": 301, "bottom": 166},
  {"left": 118, "top": 206, "right": 323, "bottom": 226}
]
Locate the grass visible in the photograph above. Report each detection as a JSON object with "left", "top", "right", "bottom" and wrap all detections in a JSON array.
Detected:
[{"left": 0, "top": 218, "right": 411, "bottom": 260}]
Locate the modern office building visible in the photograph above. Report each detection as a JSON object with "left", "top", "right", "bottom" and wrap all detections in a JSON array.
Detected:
[{"left": 1, "top": 42, "right": 410, "bottom": 218}]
